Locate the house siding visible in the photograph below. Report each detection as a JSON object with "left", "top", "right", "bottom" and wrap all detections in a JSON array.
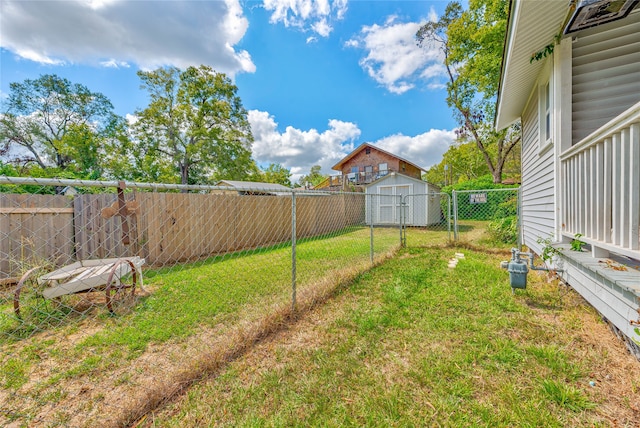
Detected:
[
  {"left": 521, "top": 89, "right": 555, "bottom": 254},
  {"left": 339, "top": 147, "right": 421, "bottom": 179},
  {"left": 572, "top": 10, "right": 640, "bottom": 144},
  {"left": 498, "top": 0, "right": 640, "bottom": 362}
]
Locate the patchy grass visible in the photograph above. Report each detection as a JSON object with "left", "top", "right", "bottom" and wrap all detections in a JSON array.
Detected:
[
  {"left": 149, "top": 246, "right": 640, "bottom": 427},
  {"left": 2, "top": 227, "right": 639, "bottom": 427},
  {"left": 0, "top": 226, "right": 401, "bottom": 426}
]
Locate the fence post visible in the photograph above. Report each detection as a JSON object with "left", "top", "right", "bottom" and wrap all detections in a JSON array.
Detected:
[
  {"left": 291, "top": 191, "right": 297, "bottom": 313},
  {"left": 398, "top": 194, "right": 402, "bottom": 246},
  {"left": 401, "top": 195, "right": 407, "bottom": 247},
  {"left": 447, "top": 193, "right": 451, "bottom": 241},
  {"left": 369, "top": 193, "right": 374, "bottom": 265},
  {"left": 452, "top": 190, "right": 459, "bottom": 241}
]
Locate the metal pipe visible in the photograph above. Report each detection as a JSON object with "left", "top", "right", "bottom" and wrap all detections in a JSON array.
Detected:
[{"left": 511, "top": 249, "right": 564, "bottom": 272}]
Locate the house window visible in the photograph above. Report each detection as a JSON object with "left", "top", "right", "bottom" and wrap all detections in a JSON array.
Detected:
[
  {"left": 378, "top": 163, "right": 388, "bottom": 176},
  {"left": 365, "top": 148, "right": 371, "bottom": 155},
  {"left": 544, "top": 82, "right": 551, "bottom": 139},
  {"left": 538, "top": 73, "right": 553, "bottom": 152}
]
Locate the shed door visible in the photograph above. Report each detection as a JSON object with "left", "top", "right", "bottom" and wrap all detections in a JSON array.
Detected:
[
  {"left": 378, "top": 186, "right": 395, "bottom": 223},
  {"left": 377, "top": 185, "right": 411, "bottom": 224}
]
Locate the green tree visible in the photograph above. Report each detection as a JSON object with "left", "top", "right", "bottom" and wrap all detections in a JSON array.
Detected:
[
  {"left": 417, "top": 0, "right": 520, "bottom": 184},
  {"left": 0, "top": 74, "right": 118, "bottom": 177},
  {"left": 426, "top": 140, "right": 489, "bottom": 186},
  {"left": 426, "top": 135, "right": 521, "bottom": 187},
  {"left": 132, "top": 65, "right": 255, "bottom": 186},
  {"left": 260, "top": 163, "right": 292, "bottom": 187},
  {"left": 298, "top": 165, "right": 327, "bottom": 188}
]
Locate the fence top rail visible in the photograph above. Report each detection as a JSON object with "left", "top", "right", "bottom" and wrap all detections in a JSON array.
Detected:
[
  {"left": 452, "top": 188, "right": 519, "bottom": 194},
  {"left": 401, "top": 192, "right": 450, "bottom": 199},
  {"left": 0, "top": 175, "right": 215, "bottom": 191},
  {"left": 0, "top": 175, "right": 372, "bottom": 196}
]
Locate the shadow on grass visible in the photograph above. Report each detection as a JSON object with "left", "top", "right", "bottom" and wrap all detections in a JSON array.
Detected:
[
  {"left": 142, "top": 225, "right": 367, "bottom": 280},
  {"left": 1, "top": 225, "right": 371, "bottom": 340}
]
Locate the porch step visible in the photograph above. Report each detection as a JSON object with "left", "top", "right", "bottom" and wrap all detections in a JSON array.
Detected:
[{"left": 553, "top": 244, "right": 640, "bottom": 297}]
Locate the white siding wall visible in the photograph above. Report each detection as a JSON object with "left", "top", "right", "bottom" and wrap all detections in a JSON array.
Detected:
[
  {"left": 572, "top": 11, "right": 640, "bottom": 144},
  {"left": 521, "top": 90, "right": 556, "bottom": 254}
]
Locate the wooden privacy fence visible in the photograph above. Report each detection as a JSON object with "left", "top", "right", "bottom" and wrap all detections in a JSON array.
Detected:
[
  {"left": 0, "top": 194, "right": 76, "bottom": 280},
  {"left": 1, "top": 192, "right": 366, "bottom": 279}
]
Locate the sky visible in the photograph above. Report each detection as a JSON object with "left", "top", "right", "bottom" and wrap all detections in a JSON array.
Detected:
[{"left": 0, "top": 0, "right": 458, "bottom": 182}]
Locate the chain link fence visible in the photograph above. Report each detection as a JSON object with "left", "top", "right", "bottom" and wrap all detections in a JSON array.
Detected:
[
  {"left": 1, "top": 177, "right": 519, "bottom": 426},
  {"left": 451, "top": 188, "right": 521, "bottom": 247},
  {"left": 400, "top": 193, "right": 452, "bottom": 247},
  {"left": 0, "top": 176, "right": 403, "bottom": 426}
]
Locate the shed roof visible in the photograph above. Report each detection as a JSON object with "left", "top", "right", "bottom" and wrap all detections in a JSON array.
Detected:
[{"left": 332, "top": 143, "right": 426, "bottom": 172}]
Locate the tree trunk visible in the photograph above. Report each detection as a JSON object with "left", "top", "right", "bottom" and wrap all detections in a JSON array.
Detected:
[
  {"left": 492, "top": 166, "right": 502, "bottom": 184},
  {"left": 180, "top": 163, "right": 189, "bottom": 193}
]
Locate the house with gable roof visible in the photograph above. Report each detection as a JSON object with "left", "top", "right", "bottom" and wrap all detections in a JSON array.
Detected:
[{"left": 316, "top": 143, "right": 426, "bottom": 191}]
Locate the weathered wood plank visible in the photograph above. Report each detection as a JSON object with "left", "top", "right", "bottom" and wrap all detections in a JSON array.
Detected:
[
  {"left": 0, "top": 208, "right": 74, "bottom": 214},
  {"left": 0, "top": 194, "right": 74, "bottom": 278}
]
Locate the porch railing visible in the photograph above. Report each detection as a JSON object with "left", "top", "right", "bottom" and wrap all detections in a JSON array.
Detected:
[
  {"left": 560, "top": 101, "right": 640, "bottom": 259},
  {"left": 315, "top": 169, "right": 403, "bottom": 190}
]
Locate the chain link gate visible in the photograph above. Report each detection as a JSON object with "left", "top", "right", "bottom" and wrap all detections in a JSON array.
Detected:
[
  {"left": 400, "top": 193, "right": 452, "bottom": 247},
  {"left": 399, "top": 188, "right": 520, "bottom": 248},
  {"left": 451, "top": 188, "right": 521, "bottom": 247}
]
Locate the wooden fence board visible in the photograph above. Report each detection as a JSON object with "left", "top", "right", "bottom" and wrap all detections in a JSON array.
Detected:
[
  {"left": 1, "top": 191, "right": 367, "bottom": 272},
  {"left": 74, "top": 194, "right": 137, "bottom": 261},
  {"left": 0, "top": 194, "right": 74, "bottom": 279}
]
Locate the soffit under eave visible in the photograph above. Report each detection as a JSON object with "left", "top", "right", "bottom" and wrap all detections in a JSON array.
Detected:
[{"left": 495, "top": 0, "right": 568, "bottom": 130}]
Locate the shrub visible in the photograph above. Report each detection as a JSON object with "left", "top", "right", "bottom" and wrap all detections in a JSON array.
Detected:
[
  {"left": 440, "top": 175, "right": 519, "bottom": 221},
  {"left": 487, "top": 215, "right": 518, "bottom": 243}
]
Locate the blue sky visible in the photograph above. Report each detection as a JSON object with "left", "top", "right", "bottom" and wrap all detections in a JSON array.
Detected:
[{"left": 0, "top": 0, "right": 457, "bottom": 181}]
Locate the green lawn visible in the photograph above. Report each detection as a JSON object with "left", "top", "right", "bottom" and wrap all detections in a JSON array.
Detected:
[
  {"left": 0, "top": 226, "right": 402, "bottom": 426},
  {"left": 2, "top": 226, "right": 638, "bottom": 427},
  {"left": 150, "top": 246, "right": 639, "bottom": 427}
]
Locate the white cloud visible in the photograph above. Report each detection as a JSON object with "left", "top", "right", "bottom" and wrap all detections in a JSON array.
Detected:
[
  {"left": 249, "top": 109, "right": 455, "bottom": 182},
  {"left": 99, "top": 59, "right": 130, "bottom": 69},
  {"left": 346, "top": 9, "right": 445, "bottom": 94},
  {"left": 248, "top": 110, "right": 360, "bottom": 182},
  {"left": 263, "top": 0, "right": 348, "bottom": 38},
  {"left": 0, "top": 0, "right": 254, "bottom": 76},
  {"left": 312, "top": 18, "right": 332, "bottom": 37},
  {"left": 375, "top": 129, "right": 456, "bottom": 170}
]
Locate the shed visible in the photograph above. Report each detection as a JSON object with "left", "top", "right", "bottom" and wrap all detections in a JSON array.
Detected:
[{"left": 365, "top": 173, "right": 441, "bottom": 226}]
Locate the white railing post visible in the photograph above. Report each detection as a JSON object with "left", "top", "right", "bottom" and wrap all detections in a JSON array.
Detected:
[
  {"left": 559, "top": 101, "right": 640, "bottom": 260},
  {"left": 629, "top": 123, "right": 640, "bottom": 251}
]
